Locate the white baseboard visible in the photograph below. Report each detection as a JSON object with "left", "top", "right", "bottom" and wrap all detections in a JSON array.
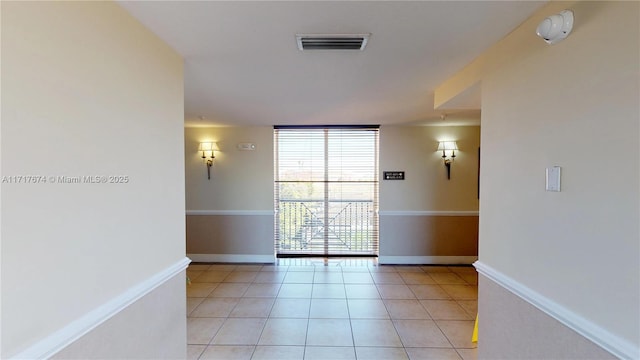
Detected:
[
  {"left": 11, "top": 257, "right": 191, "bottom": 359},
  {"left": 474, "top": 261, "right": 638, "bottom": 360},
  {"left": 188, "top": 253, "right": 276, "bottom": 264},
  {"left": 378, "top": 256, "right": 477, "bottom": 265}
]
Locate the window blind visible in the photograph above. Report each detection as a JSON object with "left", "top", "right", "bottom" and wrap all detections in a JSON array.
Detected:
[{"left": 274, "top": 126, "right": 379, "bottom": 256}]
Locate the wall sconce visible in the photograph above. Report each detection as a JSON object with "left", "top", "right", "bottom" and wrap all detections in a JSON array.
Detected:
[
  {"left": 437, "top": 141, "right": 458, "bottom": 180},
  {"left": 198, "top": 142, "right": 218, "bottom": 180}
]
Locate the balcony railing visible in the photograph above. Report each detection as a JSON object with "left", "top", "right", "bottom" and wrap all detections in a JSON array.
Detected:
[{"left": 276, "top": 199, "right": 377, "bottom": 255}]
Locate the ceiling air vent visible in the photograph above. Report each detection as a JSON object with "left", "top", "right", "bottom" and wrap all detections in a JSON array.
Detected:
[{"left": 296, "top": 34, "right": 370, "bottom": 51}]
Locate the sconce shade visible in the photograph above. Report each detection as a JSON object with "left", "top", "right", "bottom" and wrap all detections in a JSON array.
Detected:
[
  {"left": 437, "top": 141, "right": 458, "bottom": 151},
  {"left": 198, "top": 142, "right": 219, "bottom": 152}
]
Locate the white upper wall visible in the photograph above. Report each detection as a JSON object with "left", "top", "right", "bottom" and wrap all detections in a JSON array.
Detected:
[
  {"left": 1, "top": 2, "right": 184, "bottom": 356},
  {"left": 185, "top": 125, "right": 479, "bottom": 212},
  {"left": 185, "top": 126, "right": 274, "bottom": 211},
  {"left": 439, "top": 0, "right": 638, "bottom": 353},
  {"left": 380, "top": 125, "right": 480, "bottom": 212}
]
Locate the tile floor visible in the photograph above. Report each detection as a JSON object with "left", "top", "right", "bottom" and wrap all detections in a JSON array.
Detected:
[{"left": 186, "top": 258, "right": 478, "bottom": 360}]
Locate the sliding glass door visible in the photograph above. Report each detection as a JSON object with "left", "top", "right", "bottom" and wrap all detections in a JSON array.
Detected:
[{"left": 274, "top": 126, "right": 379, "bottom": 256}]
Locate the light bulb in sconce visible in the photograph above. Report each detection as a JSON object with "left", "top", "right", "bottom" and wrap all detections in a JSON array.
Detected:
[
  {"left": 437, "top": 141, "right": 458, "bottom": 180},
  {"left": 198, "top": 142, "right": 219, "bottom": 180}
]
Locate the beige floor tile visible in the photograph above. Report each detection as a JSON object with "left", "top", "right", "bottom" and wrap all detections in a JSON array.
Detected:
[
  {"left": 194, "top": 271, "right": 231, "bottom": 283},
  {"left": 261, "top": 265, "right": 289, "bottom": 272},
  {"left": 309, "top": 298, "right": 349, "bottom": 318},
  {"left": 187, "top": 283, "right": 218, "bottom": 298},
  {"left": 420, "top": 266, "right": 452, "bottom": 273},
  {"left": 212, "top": 318, "right": 267, "bottom": 345},
  {"left": 235, "top": 265, "right": 264, "bottom": 271},
  {"left": 187, "top": 317, "right": 225, "bottom": 345},
  {"left": 244, "top": 283, "right": 281, "bottom": 298},
  {"left": 394, "top": 266, "right": 425, "bottom": 273},
  {"left": 399, "top": 272, "right": 436, "bottom": 285},
  {"left": 313, "top": 272, "right": 344, "bottom": 283},
  {"left": 384, "top": 299, "right": 431, "bottom": 320},
  {"left": 429, "top": 273, "right": 467, "bottom": 285},
  {"left": 284, "top": 272, "right": 315, "bottom": 283},
  {"left": 230, "top": 298, "right": 275, "bottom": 318},
  {"left": 199, "top": 345, "right": 254, "bottom": 360},
  {"left": 187, "top": 297, "right": 205, "bottom": 316},
  {"left": 351, "top": 319, "right": 402, "bottom": 347},
  {"left": 347, "top": 299, "right": 390, "bottom": 319},
  {"left": 286, "top": 265, "right": 316, "bottom": 272},
  {"left": 312, "top": 283, "right": 346, "bottom": 298},
  {"left": 314, "top": 262, "right": 339, "bottom": 268},
  {"left": 304, "top": 346, "right": 356, "bottom": 360},
  {"left": 369, "top": 265, "right": 398, "bottom": 272},
  {"left": 420, "top": 300, "right": 474, "bottom": 320},
  {"left": 252, "top": 346, "right": 305, "bottom": 360},
  {"left": 440, "top": 285, "right": 478, "bottom": 300},
  {"left": 223, "top": 271, "right": 259, "bottom": 283},
  {"left": 436, "top": 320, "right": 477, "bottom": 349},
  {"left": 342, "top": 266, "right": 373, "bottom": 273},
  {"left": 342, "top": 272, "right": 374, "bottom": 284},
  {"left": 270, "top": 298, "right": 311, "bottom": 318},
  {"left": 191, "top": 298, "right": 240, "bottom": 317},
  {"left": 187, "top": 345, "right": 207, "bottom": 360},
  {"left": 371, "top": 272, "right": 404, "bottom": 284},
  {"left": 405, "top": 347, "right": 462, "bottom": 360},
  {"left": 254, "top": 272, "right": 286, "bottom": 284},
  {"left": 306, "top": 319, "right": 354, "bottom": 346},
  {"left": 393, "top": 320, "right": 452, "bottom": 348},
  {"left": 209, "top": 283, "right": 250, "bottom": 298},
  {"left": 185, "top": 259, "right": 476, "bottom": 358},
  {"left": 376, "top": 284, "right": 416, "bottom": 299},
  {"left": 345, "top": 284, "right": 381, "bottom": 299},
  {"left": 447, "top": 266, "right": 476, "bottom": 275},
  {"left": 456, "top": 347, "right": 478, "bottom": 360},
  {"left": 456, "top": 300, "right": 478, "bottom": 317},
  {"left": 408, "top": 285, "right": 452, "bottom": 300},
  {"left": 458, "top": 273, "right": 478, "bottom": 285},
  {"left": 355, "top": 347, "right": 409, "bottom": 360},
  {"left": 187, "top": 270, "right": 204, "bottom": 281},
  {"left": 278, "top": 284, "right": 313, "bottom": 298},
  {"left": 208, "top": 264, "right": 238, "bottom": 272},
  {"left": 258, "top": 318, "right": 308, "bottom": 345},
  {"left": 189, "top": 264, "right": 212, "bottom": 271}
]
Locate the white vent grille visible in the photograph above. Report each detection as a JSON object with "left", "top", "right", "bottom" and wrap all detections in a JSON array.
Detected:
[{"left": 296, "top": 34, "right": 370, "bottom": 51}]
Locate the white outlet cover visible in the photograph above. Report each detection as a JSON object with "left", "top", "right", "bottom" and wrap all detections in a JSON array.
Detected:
[{"left": 545, "top": 166, "right": 561, "bottom": 192}]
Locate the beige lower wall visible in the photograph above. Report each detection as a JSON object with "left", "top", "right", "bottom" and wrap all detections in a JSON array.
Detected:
[
  {"left": 52, "top": 271, "right": 187, "bottom": 359},
  {"left": 186, "top": 215, "right": 274, "bottom": 256},
  {"left": 187, "top": 214, "right": 477, "bottom": 263},
  {"left": 380, "top": 215, "right": 478, "bottom": 258},
  {"left": 478, "top": 275, "right": 615, "bottom": 359}
]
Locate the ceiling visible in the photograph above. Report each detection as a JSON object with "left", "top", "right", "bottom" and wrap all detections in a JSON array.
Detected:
[{"left": 118, "top": 1, "right": 545, "bottom": 127}]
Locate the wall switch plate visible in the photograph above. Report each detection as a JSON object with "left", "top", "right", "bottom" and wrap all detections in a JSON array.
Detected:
[
  {"left": 546, "top": 166, "right": 561, "bottom": 192},
  {"left": 237, "top": 143, "right": 256, "bottom": 151}
]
